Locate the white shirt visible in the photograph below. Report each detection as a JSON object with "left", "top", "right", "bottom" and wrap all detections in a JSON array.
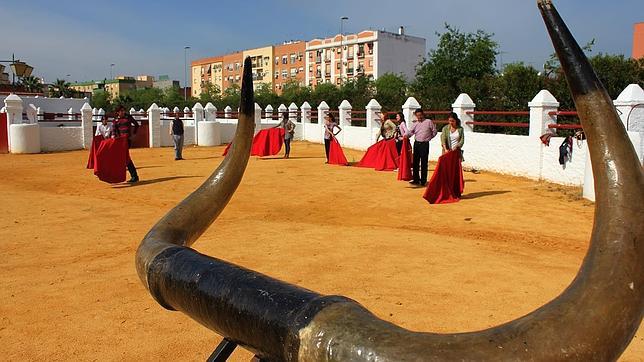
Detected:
[
  {"left": 95, "top": 123, "right": 113, "bottom": 138},
  {"left": 450, "top": 129, "right": 460, "bottom": 150}
]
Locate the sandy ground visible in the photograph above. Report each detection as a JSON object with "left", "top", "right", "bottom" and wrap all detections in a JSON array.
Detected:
[{"left": 0, "top": 142, "right": 641, "bottom": 361}]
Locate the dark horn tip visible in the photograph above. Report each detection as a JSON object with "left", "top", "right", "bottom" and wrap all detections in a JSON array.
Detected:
[
  {"left": 240, "top": 57, "right": 254, "bottom": 115},
  {"left": 537, "top": 0, "right": 553, "bottom": 6}
]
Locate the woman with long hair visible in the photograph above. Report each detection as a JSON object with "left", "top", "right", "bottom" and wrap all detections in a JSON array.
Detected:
[
  {"left": 423, "top": 112, "right": 465, "bottom": 203},
  {"left": 323, "top": 113, "right": 341, "bottom": 163}
]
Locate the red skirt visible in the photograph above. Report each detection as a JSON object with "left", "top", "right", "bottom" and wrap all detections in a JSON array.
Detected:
[
  {"left": 397, "top": 137, "right": 413, "bottom": 181},
  {"left": 328, "top": 138, "right": 349, "bottom": 166},
  {"left": 423, "top": 150, "right": 464, "bottom": 204}
]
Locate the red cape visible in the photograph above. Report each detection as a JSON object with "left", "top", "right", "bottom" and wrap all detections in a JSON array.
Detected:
[
  {"left": 356, "top": 139, "right": 399, "bottom": 171},
  {"left": 423, "top": 150, "right": 464, "bottom": 204},
  {"left": 223, "top": 128, "right": 285, "bottom": 157},
  {"left": 397, "top": 137, "right": 413, "bottom": 181},
  {"left": 93, "top": 136, "right": 130, "bottom": 184},
  {"left": 86, "top": 135, "right": 104, "bottom": 169},
  {"left": 328, "top": 138, "right": 348, "bottom": 166}
]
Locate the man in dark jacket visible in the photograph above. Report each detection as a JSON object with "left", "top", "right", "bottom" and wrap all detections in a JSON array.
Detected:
[{"left": 112, "top": 105, "right": 140, "bottom": 183}]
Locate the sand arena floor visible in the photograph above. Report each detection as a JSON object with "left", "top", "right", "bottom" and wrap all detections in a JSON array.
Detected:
[{"left": 0, "top": 141, "right": 641, "bottom": 361}]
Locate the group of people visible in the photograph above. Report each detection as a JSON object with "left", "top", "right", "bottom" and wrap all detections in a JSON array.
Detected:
[{"left": 92, "top": 105, "right": 187, "bottom": 183}]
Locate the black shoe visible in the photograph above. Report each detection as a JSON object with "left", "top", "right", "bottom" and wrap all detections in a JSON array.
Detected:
[
  {"left": 419, "top": 182, "right": 427, "bottom": 187},
  {"left": 128, "top": 177, "right": 139, "bottom": 183},
  {"left": 409, "top": 180, "right": 419, "bottom": 185}
]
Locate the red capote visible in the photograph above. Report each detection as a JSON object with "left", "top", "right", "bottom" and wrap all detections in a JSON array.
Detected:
[
  {"left": 223, "top": 128, "right": 285, "bottom": 157},
  {"left": 328, "top": 138, "right": 348, "bottom": 166},
  {"left": 86, "top": 135, "right": 104, "bottom": 169},
  {"left": 423, "top": 150, "right": 464, "bottom": 204},
  {"left": 93, "top": 136, "right": 130, "bottom": 184},
  {"left": 397, "top": 137, "right": 413, "bottom": 181},
  {"left": 356, "top": 139, "right": 399, "bottom": 171}
]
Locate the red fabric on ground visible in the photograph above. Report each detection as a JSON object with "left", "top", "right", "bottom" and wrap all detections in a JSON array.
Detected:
[
  {"left": 328, "top": 138, "right": 348, "bottom": 166},
  {"left": 93, "top": 136, "right": 129, "bottom": 184},
  {"left": 357, "top": 139, "right": 399, "bottom": 171},
  {"left": 223, "top": 128, "right": 285, "bottom": 157},
  {"left": 397, "top": 137, "right": 413, "bottom": 181},
  {"left": 86, "top": 135, "right": 104, "bottom": 169},
  {"left": 423, "top": 150, "right": 464, "bottom": 204}
]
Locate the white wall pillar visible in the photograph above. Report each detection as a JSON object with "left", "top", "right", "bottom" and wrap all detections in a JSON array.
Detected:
[
  {"left": 318, "top": 101, "right": 329, "bottom": 138},
  {"left": 204, "top": 102, "right": 217, "bottom": 122},
  {"left": 614, "top": 84, "right": 644, "bottom": 132},
  {"left": 67, "top": 107, "right": 74, "bottom": 121},
  {"left": 92, "top": 108, "right": 98, "bottom": 122},
  {"left": 183, "top": 106, "right": 190, "bottom": 118},
  {"left": 36, "top": 107, "right": 43, "bottom": 125},
  {"left": 366, "top": 99, "right": 382, "bottom": 143},
  {"left": 148, "top": 103, "right": 161, "bottom": 148},
  {"left": 452, "top": 93, "right": 476, "bottom": 133},
  {"left": 4, "top": 94, "right": 24, "bottom": 153},
  {"left": 224, "top": 106, "right": 232, "bottom": 119},
  {"left": 254, "top": 103, "right": 262, "bottom": 133},
  {"left": 98, "top": 108, "right": 105, "bottom": 122},
  {"left": 278, "top": 104, "right": 287, "bottom": 121},
  {"left": 528, "top": 90, "right": 559, "bottom": 138},
  {"left": 288, "top": 102, "right": 299, "bottom": 123},
  {"left": 192, "top": 102, "right": 204, "bottom": 145},
  {"left": 265, "top": 104, "right": 274, "bottom": 120},
  {"left": 402, "top": 97, "right": 420, "bottom": 130},
  {"left": 300, "top": 102, "right": 312, "bottom": 124},
  {"left": 81, "top": 103, "right": 94, "bottom": 149},
  {"left": 339, "top": 100, "right": 352, "bottom": 128}
]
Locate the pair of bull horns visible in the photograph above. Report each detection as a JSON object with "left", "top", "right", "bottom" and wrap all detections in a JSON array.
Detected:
[{"left": 136, "top": 1, "right": 643, "bottom": 360}]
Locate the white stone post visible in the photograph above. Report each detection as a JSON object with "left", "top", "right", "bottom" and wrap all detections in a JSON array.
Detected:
[
  {"left": 67, "top": 107, "right": 74, "bottom": 121},
  {"left": 288, "top": 102, "right": 299, "bottom": 123},
  {"left": 254, "top": 103, "right": 262, "bottom": 132},
  {"left": 148, "top": 103, "right": 161, "bottom": 148},
  {"left": 300, "top": 102, "right": 312, "bottom": 140},
  {"left": 204, "top": 103, "right": 217, "bottom": 121},
  {"left": 81, "top": 103, "right": 94, "bottom": 149},
  {"left": 26, "top": 104, "right": 38, "bottom": 124},
  {"left": 278, "top": 104, "right": 287, "bottom": 122},
  {"left": 452, "top": 93, "right": 476, "bottom": 133},
  {"left": 129, "top": 107, "right": 137, "bottom": 116},
  {"left": 98, "top": 108, "right": 105, "bottom": 122},
  {"left": 366, "top": 99, "right": 382, "bottom": 143},
  {"left": 339, "top": 100, "right": 352, "bottom": 128},
  {"left": 36, "top": 107, "right": 43, "bottom": 125},
  {"left": 193, "top": 102, "right": 204, "bottom": 144},
  {"left": 4, "top": 94, "right": 24, "bottom": 152},
  {"left": 183, "top": 106, "right": 190, "bottom": 119},
  {"left": 402, "top": 97, "right": 420, "bottom": 130},
  {"left": 614, "top": 84, "right": 644, "bottom": 132},
  {"left": 92, "top": 108, "right": 98, "bottom": 122},
  {"left": 528, "top": 90, "right": 559, "bottom": 138},
  {"left": 265, "top": 105, "right": 274, "bottom": 120},
  {"left": 318, "top": 101, "right": 329, "bottom": 140},
  {"left": 224, "top": 106, "right": 232, "bottom": 119}
]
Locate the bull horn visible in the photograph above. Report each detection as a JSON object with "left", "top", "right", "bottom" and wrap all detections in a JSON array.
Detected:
[{"left": 137, "top": 1, "right": 643, "bottom": 360}]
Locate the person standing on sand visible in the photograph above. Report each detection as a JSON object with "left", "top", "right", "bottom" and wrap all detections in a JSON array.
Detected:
[
  {"left": 170, "top": 113, "right": 185, "bottom": 160},
  {"left": 406, "top": 108, "right": 437, "bottom": 186},
  {"left": 112, "top": 105, "right": 140, "bottom": 183}
]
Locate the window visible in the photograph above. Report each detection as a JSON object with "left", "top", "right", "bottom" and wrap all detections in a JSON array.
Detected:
[
  {"left": 275, "top": 56, "right": 279, "bottom": 65},
  {"left": 336, "top": 78, "right": 341, "bottom": 85},
  {"left": 282, "top": 55, "right": 288, "bottom": 64},
  {"left": 368, "top": 60, "right": 373, "bottom": 67},
  {"left": 290, "top": 68, "right": 297, "bottom": 76},
  {"left": 234, "top": 62, "right": 240, "bottom": 70},
  {"left": 308, "top": 65, "right": 313, "bottom": 72},
  {"left": 298, "top": 66, "right": 304, "bottom": 73},
  {"left": 290, "top": 53, "right": 296, "bottom": 64},
  {"left": 275, "top": 71, "right": 279, "bottom": 79},
  {"left": 282, "top": 70, "right": 288, "bottom": 78},
  {"left": 367, "top": 42, "right": 374, "bottom": 54}
]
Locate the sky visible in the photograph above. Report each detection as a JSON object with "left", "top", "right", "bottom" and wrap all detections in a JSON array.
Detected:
[{"left": 1, "top": 0, "right": 642, "bottom": 86}]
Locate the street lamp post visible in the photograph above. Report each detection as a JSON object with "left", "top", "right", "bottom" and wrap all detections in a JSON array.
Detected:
[
  {"left": 339, "top": 16, "right": 348, "bottom": 84},
  {"left": 0, "top": 53, "right": 34, "bottom": 90},
  {"left": 184, "top": 46, "right": 191, "bottom": 101},
  {"left": 110, "top": 64, "right": 115, "bottom": 80}
]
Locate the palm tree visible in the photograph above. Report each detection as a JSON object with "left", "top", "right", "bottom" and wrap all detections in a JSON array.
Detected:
[
  {"left": 19, "top": 75, "right": 43, "bottom": 93},
  {"left": 50, "top": 79, "right": 72, "bottom": 98}
]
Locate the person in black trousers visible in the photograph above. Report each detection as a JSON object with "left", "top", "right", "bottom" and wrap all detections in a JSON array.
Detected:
[
  {"left": 170, "top": 113, "right": 184, "bottom": 160},
  {"left": 406, "top": 109, "right": 437, "bottom": 186},
  {"left": 112, "top": 105, "right": 140, "bottom": 183}
]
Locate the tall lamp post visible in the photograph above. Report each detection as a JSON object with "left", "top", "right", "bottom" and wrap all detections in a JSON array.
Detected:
[
  {"left": 339, "top": 16, "right": 348, "bottom": 84},
  {"left": 110, "top": 63, "right": 115, "bottom": 80},
  {"left": 184, "top": 46, "right": 191, "bottom": 101},
  {"left": 0, "top": 54, "right": 34, "bottom": 90}
]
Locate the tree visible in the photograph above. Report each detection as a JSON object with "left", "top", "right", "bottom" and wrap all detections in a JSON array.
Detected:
[
  {"left": 91, "top": 90, "right": 111, "bottom": 111},
  {"left": 255, "top": 83, "right": 281, "bottom": 109},
  {"left": 339, "top": 76, "right": 374, "bottom": 110},
  {"left": 281, "top": 80, "right": 311, "bottom": 107},
  {"left": 411, "top": 24, "right": 498, "bottom": 109},
  {"left": 310, "top": 82, "right": 342, "bottom": 109},
  {"left": 50, "top": 79, "right": 73, "bottom": 98},
  {"left": 199, "top": 81, "right": 222, "bottom": 105},
  {"left": 374, "top": 73, "right": 408, "bottom": 111},
  {"left": 19, "top": 75, "right": 43, "bottom": 93},
  {"left": 220, "top": 84, "right": 241, "bottom": 109}
]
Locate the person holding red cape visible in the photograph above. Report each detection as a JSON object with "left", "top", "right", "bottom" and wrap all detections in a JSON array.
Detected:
[
  {"left": 323, "top": 113, "right": 342, "bottom": 163},
  {"left": 356, "top": 112, "right": 399, "bottom": 171},
  {"left": 423, "top": 112, "right": 465, "bottom": 204},
  {"left": 395, "top": 112, "right": 413, "bottom": 181}
]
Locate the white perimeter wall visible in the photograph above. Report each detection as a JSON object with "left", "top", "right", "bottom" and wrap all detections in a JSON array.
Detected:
[
  {"left": 0, "top": 95, "right": 88, "bottom": 113},
  {"left": 39, "top": 126, "right": 84, "bottom": 152}
]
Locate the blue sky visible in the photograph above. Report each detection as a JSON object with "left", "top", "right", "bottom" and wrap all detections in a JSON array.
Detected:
[{"left": 1, "top": 0, "right": 641, "bottom": 86}]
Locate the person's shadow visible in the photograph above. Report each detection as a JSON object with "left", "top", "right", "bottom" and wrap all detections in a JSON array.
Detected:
[
  {"left": 112, "top": 176, "right": 200, "bottom": 188},
  {"left": 461, "top": 190, "right": 510, "bottom": 199}
]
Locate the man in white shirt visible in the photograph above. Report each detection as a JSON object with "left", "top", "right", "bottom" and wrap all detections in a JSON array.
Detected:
[{"left": 95, "top": 118, "right": 113, "bottom": 138}]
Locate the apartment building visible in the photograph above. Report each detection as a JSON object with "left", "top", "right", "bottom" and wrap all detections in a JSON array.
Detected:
[
  {"left": 191, "top": 56, "right": 223, "bottom": 97},
  {"left": 306, "top": 28, "right": 425, "bottom": 87},
  {"left": 273, "top": 41, "right": 306, "bottom": 93},
  {"left": 190, "top": 27, "right": 425, "bottom": 97},
  {"left": 634, "top": 22, "right": 644, "bottom": 59}
]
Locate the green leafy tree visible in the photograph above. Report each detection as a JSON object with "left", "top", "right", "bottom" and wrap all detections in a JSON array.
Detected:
[
  {"left": 255, "top": 83, "right": 281, "bottom": 109},
  {"left": 199, "top": 81, "right": 222, "bottom": 105},
  {"left": 310, "top": 82, "right": 342, "bottom": 109},
  {"left": 19, "top": 75, "right": 43, "bottom": 93},
  {"left": 281, "top": 80, "right": 311, "bottom": 107},
  {"left": 50, "top": 79, "right": 73, "bottom": 98},
  {"left": 220, "top": 83, "right": 241, "bottom": 109},
  {"left": 411, "top": 24, "right": 498, "bottom": 109},
  {"left": 339, "top": 75, "right": 374, "bottom": 110},
  {"left": 374, "top": 73, "right": 408, "bottom": 111},
  {"left": 91, "top": 89, "right": 111, "bottom": 111}
]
